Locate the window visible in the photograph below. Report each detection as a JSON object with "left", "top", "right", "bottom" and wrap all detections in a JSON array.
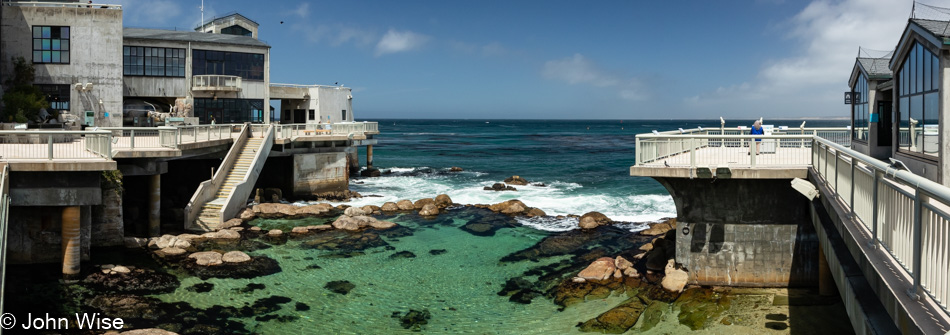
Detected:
[
  {"left": 897, "top": 41, "right": 940, "bottom": 157},
  {"left": 32, "top": 26, "right": 70, "bottom": 64},
  {"left": 341, "top": 110, "right": 346, "bottom": 121},
  {"left": 852, "top": 74, "right": 869, "bottom": 142},
  {"left": 123, "top": 46, "right": 185, "bottom": 77},
  {"left": 36, "top": 84, "right": 70, "bottom": 111},
  {"left": 221, "top": 25, "right": 252, "bottom": 37},
  {"left": 308, "top": 110, "right": 315, "bottom": 120},
  {"left": 193, "top": 98, "right": 264, "bottom": 124},
  {"left": 192, "top": 50, "right": 264, "bottom": 80}
]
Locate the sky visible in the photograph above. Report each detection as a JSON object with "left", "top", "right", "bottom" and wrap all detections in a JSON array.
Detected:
[{"left": 113, "top": 0, "right": 931, "bottom": 119}]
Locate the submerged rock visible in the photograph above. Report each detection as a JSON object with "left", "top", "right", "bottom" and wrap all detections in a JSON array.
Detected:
[
  {"left": 325, "top": 280, "right": 356, "bottom": 295},
  {"left": 577, "top": 295, "right": 649, "bottom": 333},
  {"left": 390, "top": 251, "right": 417, "bottom": 259},
  {"left": 83, "top": 269, "right": 180, "bottom": 294},
  {"left": 484, "top": 183, "right": 517, "bottom": 191},
  {"left": 504, "top": 175, "right": 530, "bottom": 185},
  {"left": 184, "top": 255, "right": 281, "bottom": 280},
  {"left": 185, "top": 282, "right": 215, "bottom": 293},
  {"left": 418, "top": 204, "right": 439, "bottom": 216},
  {"left": 577, "top": 257, "right": 617, "bottom": 281},
  {"left": 429, "top": 249, "right": 447, "bottom": 255},
  {"left": 392, "top": 309, "right": 431, "bottom": 331}
]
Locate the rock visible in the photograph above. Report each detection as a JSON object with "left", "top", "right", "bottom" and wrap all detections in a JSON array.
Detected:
[
  {"left": 305, "top": 190, "right": 362, "bottom": 202},
  {"left": 221, "top": 218, "right": 243, "bottom": 229},
  {"left": 639, "top": 242, "right": 654, "bottom": 252},
  {"left": 209, "top": 229, "right": 240, "bottom": 240},
  {"left": 369, "top": 220, "right": 396, "bottom": 230},
  {"left": 361, "top": 205, "right": 380, "bottom": 214},
  {"left": 500, "top": 203, "right": 526, "bottom": 214},
  {"left": 124, "top": 237, "right": 148, "bottom": 249},
  {"left": 434, "top": 194, "right": 453, "bottom": 208},
  {"left": 332, "top": 216, "right": 361, "bottom": 231},
  {"left": 504, "top": 175, "right": 529, "bottom": 185},
  {"left": 343, "top": 206, "right": 366, "bottom": 217},
  {"left": 360, "top": 168, "right": 381, "bottom": 177},
  {"left": 325, "top": 280, "right": 356, "bottom": 295},
  {"left": 295, "top": 203, "right": 333, "bottom": 216},
  {"left": 267, "top": 229, "right": 283, "bottom": 237},
  {"left": 396, "top": 199, "right": 415, "bottom": 210},
  {"left": 381, "top": 202, "right": 399, "bottom": 212},
  {"left": 307, "top": 224, "right": 333, "bottom": 231},
  {"left": 449, "top": 166, "right": 463, "bottom": 172},
  {"left": 389, "top": 251, "right": 417, "bottom": 259},
  {"left": 661, "top": 259, "right": 688, "bottom": 293},
  {"left": 413, "top": 198, "right": 435, "bottom": 209},
  {"left": 640, "top": 218, "right": 676, "bottom": 236},
  {"left": 393, "top": 309, "right": 431, "bottom": 331},
  {"left": 249, "top": 226, "right": 262, "bottom": 232},
  {"left": 577, "top": 257, "right": 617, "bottom": 281},
  {"left": 239, "top": 208, "right": 257, "bottom": 221},
  {"left": 183, "top": 256, "right": 281, "bottom": 280},
  {"left": 489, "top": 199, "right": 527, "bottom": 213},
  {"left": 615, "top": 256, "right": 633, "bottom": 270},
  {"left": 157, "top": 247, "right": 187, "bottom": 257},
  {"left": 419, "top": 203, "right": 439, "bottom": 216},
  {"left": 189, "top": 251, "right": 223, "bottom": 266},
  {"left": 578, "top": 211, "right": 611, "bottom": 229},
  {"left": 484, "top": 183, "right": 517, "bottom": 191},
  {"left": 119, "top": 328, "right": 179, "bottom": 335},
  {"left": 222, "top": 251, "right": 252, "bottom": 264},
  {"left": 112, "top": 265, "right": 131, "bottom": 274},
  {"left": 524, "top": 208, "right": 546, "bottom": 217},
  {"left": 572, "top": 277, "right": 586, "bottom": 283},
  {"left": 577, "top": 295, "right": 649, "bottom": 333},
  {"left": 623, "top": 267, "right": 640, "bottom": 278},
  {"left": 291, "top": 226, "right": 310, "bottom": 234},
  {"left": 613, "top": 269, "right": 622, "bottom": 279},
  {"left": 253, "top": 203, "right": 297, "bottom": 218}
]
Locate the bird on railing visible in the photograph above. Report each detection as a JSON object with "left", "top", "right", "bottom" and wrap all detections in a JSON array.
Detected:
[{"left": 664, "top": 161, "right": 670, "bottom": 167}]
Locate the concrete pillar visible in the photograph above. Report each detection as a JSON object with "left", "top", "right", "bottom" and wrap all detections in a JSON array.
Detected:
[
  {"left": 818, "top": 243, "right": 836, "bottom": 296},
  {"left": 367, "top": 145, "right": 374, "bottom": 169},
  {"left": 61, "top": 206, "right": 81, "bottom": 277},
  {"left": 148, "top": 174, "right": 161, "bottom": 237}
]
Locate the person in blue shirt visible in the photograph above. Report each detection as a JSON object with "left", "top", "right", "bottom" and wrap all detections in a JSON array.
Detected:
[{"left": 749, "top": 120, "right": 764, "bottom": 155}]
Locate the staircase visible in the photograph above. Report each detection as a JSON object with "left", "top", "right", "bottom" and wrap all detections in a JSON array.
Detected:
[{"left": 185, "top": 125, "right": 273, "bottom": 231}]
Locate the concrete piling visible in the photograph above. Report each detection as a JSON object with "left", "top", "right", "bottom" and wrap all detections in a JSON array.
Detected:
[
  {"left": 367, "top": 145, "right": 374, "bottom": 169},
  {"left": 61, "top": 206, "right": 81, "bottom": 277},
  {"left": 148, "top": 174, "right": 161, "bottom": 237}
]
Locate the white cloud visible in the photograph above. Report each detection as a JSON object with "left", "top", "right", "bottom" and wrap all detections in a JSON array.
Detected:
[
  {"left": 542, "top": 54, "right": 648, "bottom": 101},
  {"left": 688, "top": 0, "right": 909, "bottom": 117},
  {"left": 292, "top": 24, "right": 377, "bottom": 47},
  {"left": 375, "top": 29, "right": 430, "bottom": 56},
  {"left": 292, "top": 3, "right": 310, "bottom": 18}
]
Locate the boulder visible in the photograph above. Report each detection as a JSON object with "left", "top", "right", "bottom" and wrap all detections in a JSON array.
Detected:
[
  {"left": 343, "top": 207, "right": 366, "bottom": 217},
  {"left": 332, "top": 216, "right": 361, "bottom": 231},
  {"left": 501, "top": 203, "right": 526, "bottom": 214},
  {"left": 361, "top": 205, "right": 381, "bottom": 215},
  {"left": 640, "top": 218, "right": 676, "bottom": 236},
  {"left": 112, "top": 265, "right": 131, "bottom": 274},
  {"left": 524, "top": 208, "right": 546, "bottom": 217},
  {"left": 189, "top": 251, "right": 223, "bottom": 266},
  {"left": 220, "top": 218, "right": 243, "bottom": 229},
  {"left": 307, "top": 224, "right": 333, "bottom": 231},
  {"left": 381, "top": 202, "right": 400, "bottom": 212},
  {"left": 239, "top": 208, "right": 257, "bottom": 221},
  {"left": 266, "top": 229, "right": 283, "bottom": 237},
  {"left": 504, "top": 175, "right": 530, "bottom": 185},
  {"left": 434, "top": 194, "right": 453, "bottom": 208},
  {"left": 449, "top": 166, "right": 463, "bottom": 172},
  {"left": 615, "top": 256, "right": 633, "bottom": 270},
  {"left": 294, "top": 203, "right": 333, "bottom": 216},
  {"left": 413, "top": 198, "right": 435, "bottom": 209},
  {"left": 222, "top": 251, "right": 252, "bottom": 264},
  {"left": 157, "top": 247, "right": 187, "bottom": 257},
  {"left": 360, "top": 168, "right": 381, "bottom": 177},
  {"left": 418, "top": 204, "right": 439, "bottom": 216},
  {"left": 206, "top": 229, "right": 240, "bottom": 240},
  {"left": 484, "top": 183, "right": 517, "bottom": 191},
  {"left": 253, "top": 203, "right": 297, "bottom": 218},
  {"left": 489, "top": 199, "right": 527, "bottom": 213},
  {"left": 291, "top": 226, "right": 310, "bottom": 234},
  {"left": 396, "top": 199, "right": 415, "bottom": 210},
  {"left": 578, "top": 212, "right": 611, "bottom": 229},
  {"left": 369, "top": 220, "right": 397, "bottom": 230},
  {"left": 661, "top": 259, "right": 688, "bottom": 293},
  {"left": 577, "top": 257, "right": 617, "bottom": 281},
  {"left": 124, "top": 237, "right": 148, "bottom": 249}
]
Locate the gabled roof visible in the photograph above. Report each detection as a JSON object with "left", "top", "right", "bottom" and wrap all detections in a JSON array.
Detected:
[
  {"left": 910, "top": 18, "right": 950, "bottom": 38},
  {"left": 889, "top": 19, "right": 948, "bottom": 70},
  {"left": 857, "top": 58, "right": 892, "bottom": 79},
  {"left": 123, "top": 28, "right": 270, "bottom": 48},
  {"left": 195, "top": 13, "right": 260, "bottom": 31}
]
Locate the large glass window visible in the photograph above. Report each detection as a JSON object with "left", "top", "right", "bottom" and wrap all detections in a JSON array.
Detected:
[
  {"left": 192, "top": 50, "right": 264, "bottom": 80},
  {"left": 32, "top": 26, "right": 70, "bottom": 64},
  {"left": 193, "top": 98, "right": 264, "bottom": 123},
  {"left": 123, "top": 46, "right": 185, "bottom": 77},
  {"left": 36, "top": 84, "right": 70, "bottom": 112},
  {"left": 852, "top": 74, "right": 869, "bottom": 142},
  {"left": 897, "top": 41, "right": 940, "bottom": 157}
]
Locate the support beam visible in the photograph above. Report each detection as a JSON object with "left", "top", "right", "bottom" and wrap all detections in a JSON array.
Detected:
[
  {"left": 818, "top": 243, "right": 835, "bottom": 296},
  {"left": 148, "top": 174, "right": 161, "bottom": 237},
  {"left": 367, "top": 145, "right": 374, "bottom": 169},
  {"left": 61, "top": 206, "right": 81, "bottom": 278}
]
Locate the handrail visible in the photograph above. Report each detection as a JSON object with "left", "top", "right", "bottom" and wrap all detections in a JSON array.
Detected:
[
  {"left": 0, "top": 164, "right": 11, "bottom": 326},
  {"left": 219, "top": 125, "right": 273, "bottom": 223},
  {"left": 0, "top": 130, "right": 112, "bottom": 160},
  {"left": 184, "top": 124, "right": 249, "bottom": 230},
  {"left": 270, "top": 83, "right": 346, "bottom": 89}
]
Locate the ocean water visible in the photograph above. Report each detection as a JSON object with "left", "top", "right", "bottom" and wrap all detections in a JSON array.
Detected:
[{"left": 341, "top": 119, "right": 849, "bottom": 230}]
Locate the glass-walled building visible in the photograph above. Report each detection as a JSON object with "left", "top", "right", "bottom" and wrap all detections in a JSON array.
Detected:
[{"left": 848, "top": 54, "right": 892, "bottom": 161}]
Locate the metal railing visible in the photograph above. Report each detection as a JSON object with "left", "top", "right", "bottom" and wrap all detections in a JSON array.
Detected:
[
  {"left": 192, "top": 75, "right": 242, "bottom": 91},
  {"left": 100, "top": 127, "right": 178, "bottom": 150},
  {"left": 270, "top": 83, "right": 345, "bottom": 89},
  {"left": 812, "top": 138, "right": 950, "bottom": 315},
  {"left": 274, "top": 122, "right": 379, "bottom": 139},
  {"left": 0, "top": 130, "right": 111, "bottom": 160},
  {"left": 0, "top": 164, "right": 11, "bottom": 329},
  {"left": 174, "top": 124, "right": 239, "bottom": 146}
]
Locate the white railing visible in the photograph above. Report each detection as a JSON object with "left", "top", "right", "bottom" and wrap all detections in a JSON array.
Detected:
[
  {"left": 636, "top": 134, "right": 814, "bottom": 168},
  {"left": 270, "top": 83, "right": 343, "bottom": 89},
  {"left": 0, "top": 164, "right": 11, "bottom": 322},
  {"left": 184, "top": 124, "right": 249, "bottom": 230},
  {"left": 192, "top": 75, "right": 242, "bottom": 91},
  {"left": 812, "top": 138, "right": 950, "bottom": 315},
  {"left": 0, "top": 130, "right": 111, "bottom": 160},
  {"left": 175, "top": 124, "right": 239, "bottom": 145},
  {"left": 2, "top": 1, "right": 122, "bottom": 9},
  {"left": 274, "top": 122, "right": 378, "bottom": 139},
  {"left": 330, "top": 122, "right": 377, "bottom": 136},
  {"left": 100, "top": 127, "right": 178, "bottom": 150}
]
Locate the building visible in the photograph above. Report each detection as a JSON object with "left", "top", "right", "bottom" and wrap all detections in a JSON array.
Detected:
[{"left": 848, "top": 50, "right": 893, "bottom": 161}]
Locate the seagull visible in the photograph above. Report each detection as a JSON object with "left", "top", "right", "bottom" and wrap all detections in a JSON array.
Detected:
[
  {"left": 664, "top": 161, "right": 670, "bottom": 167},
  {"left": 335, "top": 82, "right": 338, "bottom": 85},
  {"left": 280, "top": 21, "right": 284, "bottom": 24}
]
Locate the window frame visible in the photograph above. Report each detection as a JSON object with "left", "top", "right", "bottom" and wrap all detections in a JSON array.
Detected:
[
  {"left": 851, "top": 73, "right": 870, "bottom": 143},
  {"left": 32, "top": 26, "right": 70, "bottom": 64},
  {"left": 123, "top": 46, "right": 186, "bottom": 77},
  {"left": 896, "top": 40, "right": 940, "bottom": 160}
]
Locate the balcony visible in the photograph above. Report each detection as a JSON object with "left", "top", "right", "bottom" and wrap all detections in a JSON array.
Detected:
[{"left": 192, "top": 75, "right": 242, "bottom": 92}]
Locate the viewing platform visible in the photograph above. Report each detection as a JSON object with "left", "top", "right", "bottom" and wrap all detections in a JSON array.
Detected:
[{"left": 631, "top": 126, "right": 950, "bottom": 334}]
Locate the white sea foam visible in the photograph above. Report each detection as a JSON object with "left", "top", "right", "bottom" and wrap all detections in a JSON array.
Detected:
[{"left": 337, "top": 168, "right": 677, "bottom": 231}]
